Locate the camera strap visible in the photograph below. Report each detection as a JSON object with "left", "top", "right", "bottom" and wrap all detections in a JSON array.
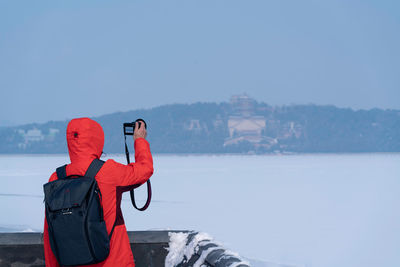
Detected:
[{"left": 124, "top": 135, "right": 152, "bottom": 211}]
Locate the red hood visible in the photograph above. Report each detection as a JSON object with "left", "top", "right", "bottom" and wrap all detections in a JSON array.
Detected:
[{"left": 66, "top": 118, "right": 104, "bottom": 163}]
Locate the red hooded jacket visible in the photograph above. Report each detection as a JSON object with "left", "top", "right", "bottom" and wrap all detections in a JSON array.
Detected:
[{"left": 43, "top": 118, "right": 154, "bottom": 267}]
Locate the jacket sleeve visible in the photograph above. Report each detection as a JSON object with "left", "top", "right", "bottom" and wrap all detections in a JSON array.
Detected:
[
  {"left": 43, "top": 218, "right": 60, "bottom": 267},
  {"left": 43, "top": 173, "right": 60, "bottom": 267},
  {"left": 111, "top": 138, "right": 154, "bottom": 187}
]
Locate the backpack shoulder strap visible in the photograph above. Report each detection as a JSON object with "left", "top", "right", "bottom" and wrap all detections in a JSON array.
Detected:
[
  {"left": 84, "top": 159, "right": 105, "bottom": 178},
  {"left": 85, "top": 158, "right": 114, "bottom": 238},
  {"left": 56, "top": 165, "right": 67, "bottom": 179}
]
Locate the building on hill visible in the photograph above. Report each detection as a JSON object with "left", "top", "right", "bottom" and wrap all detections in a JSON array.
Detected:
[
  {"left": 230, "top": 94, "right": 256, "bottom": 116},
  {"left": 225, "top": 94, "right": 277, "bottom": 150},
  {"left": 18, "top": 128, "right": 44, "bottom": 142},
  {"left": 280, "top": 121, "right": 303, "bottom": 139},
  {"left": 226, "top": 116, "right": 266, "bottom": 141},
  {"left": 224, "top": 115, "right": 278, "bottom": 149},
  {"left": 16, "top": 128, "right": 60, "bottom": 150}
]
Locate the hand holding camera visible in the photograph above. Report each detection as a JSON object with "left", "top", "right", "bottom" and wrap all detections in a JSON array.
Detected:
[
  {"left": 123, "top": 119, "right": 147, "bottom": 141},
  {"left": 134, "top": 120, "right": 147, "bottom": 140}
]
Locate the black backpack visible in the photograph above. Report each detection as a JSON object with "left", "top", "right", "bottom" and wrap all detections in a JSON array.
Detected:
[{"left": 43, "top": 159, "right": 114, "bottom": 266}]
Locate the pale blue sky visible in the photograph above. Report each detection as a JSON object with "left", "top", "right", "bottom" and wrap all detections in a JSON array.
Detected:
[{"left": 0, "top": 0, "right": 399, "bottom": 125}]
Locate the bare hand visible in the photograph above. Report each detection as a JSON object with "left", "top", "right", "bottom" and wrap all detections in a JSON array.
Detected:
[{"left": 133, "top": 121, "right": 147, "bottom": 141}]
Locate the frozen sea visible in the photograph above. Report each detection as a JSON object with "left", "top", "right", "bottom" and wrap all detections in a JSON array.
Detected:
[{"left": 0, "top": 153, "right": 400, "bottom": 267}]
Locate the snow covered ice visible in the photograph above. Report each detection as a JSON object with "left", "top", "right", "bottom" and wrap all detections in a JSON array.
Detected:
[{"left": 1, "top": 153, "right": 400, "bottom": 267}]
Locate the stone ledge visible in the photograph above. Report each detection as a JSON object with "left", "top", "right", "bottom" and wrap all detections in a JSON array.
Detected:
[
  {"left": 0, "top": 231, "right": 189, "bottom": 245},
  {"left": 0, "top": 231, "right": 249, "bottom": 267}
]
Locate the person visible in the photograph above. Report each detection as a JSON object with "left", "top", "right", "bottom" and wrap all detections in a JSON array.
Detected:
[{"left": 43, "top": 117, "right": 154, "bottom": 267}]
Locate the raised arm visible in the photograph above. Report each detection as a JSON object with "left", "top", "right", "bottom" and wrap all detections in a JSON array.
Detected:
[
  {"left": 112, "top": 137, "right": 153, "bottom": 186},
  {"left": 108, "top": 121, "right": 153, "bottom": 187}
]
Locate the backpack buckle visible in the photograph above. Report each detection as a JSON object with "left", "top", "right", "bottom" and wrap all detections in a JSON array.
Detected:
[{"left": 62, "top": 208, "right": 72, "bottom": 215}]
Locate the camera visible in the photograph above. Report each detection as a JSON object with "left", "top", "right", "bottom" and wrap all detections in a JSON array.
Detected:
[{"left": 123, "top": 119, "right": 147, "bottom": 136}]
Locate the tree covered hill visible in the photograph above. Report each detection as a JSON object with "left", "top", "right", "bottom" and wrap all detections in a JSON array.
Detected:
[{"left": 1, "top": 99, "right": 399, "bottom": 154}]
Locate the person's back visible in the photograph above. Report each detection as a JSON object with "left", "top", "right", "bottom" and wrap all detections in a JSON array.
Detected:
[{"left": 43, "top": 118, "right": 153, "bottom": 267}]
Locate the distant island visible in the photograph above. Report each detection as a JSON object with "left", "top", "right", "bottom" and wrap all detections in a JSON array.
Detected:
[{"left": 1, "top": 94, "right": 399, "bottom": 154}]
